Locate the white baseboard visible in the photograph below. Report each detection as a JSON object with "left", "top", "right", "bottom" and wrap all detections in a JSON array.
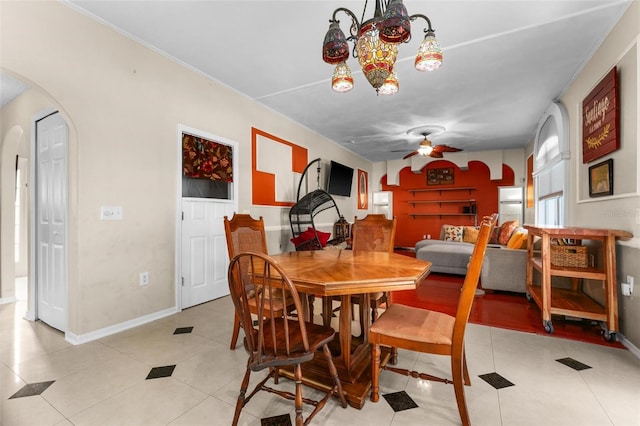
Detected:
[
  {"left": 620, "top": 333, "right": 640, "bottom": 360},
  {"left": 65, "top": 306, "right": 178, "bottom": 345},
  {"left": 0, "top": 296, "right": 18, "bottom": 305}
]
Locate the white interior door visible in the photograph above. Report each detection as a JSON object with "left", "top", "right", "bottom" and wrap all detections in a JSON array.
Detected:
[
  {"left": 181, "top": 199, "right": 234, "bottom": 308},
  {"left": 177, "top": 126, "right": 238, "bottom": 310},
  {"left": 36, "top": 112, "right": 68, "bottom": 331}
]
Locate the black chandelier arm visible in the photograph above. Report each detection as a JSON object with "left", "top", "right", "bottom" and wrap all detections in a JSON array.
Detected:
[
  {"left": 331, "top": 7, "right": 361, "bottom": 38},
  {"left": 409, "top": 13, "right": 435, "bottom": 33}
]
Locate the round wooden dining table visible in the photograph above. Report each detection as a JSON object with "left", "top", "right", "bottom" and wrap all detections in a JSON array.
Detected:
[{"left": 268, "top": 249, "right": 431, "bottom": 409}]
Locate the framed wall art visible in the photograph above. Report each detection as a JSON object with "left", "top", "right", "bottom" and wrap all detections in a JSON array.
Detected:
[
  {"left": 588, "top": 159, "right": 613, "bottom": 197},
  {"left": 357, "top": 169, "right": 368, "bottom": 209},
  {"left": 582, "top": 67, "right": 619, "bottom": 163},
  {"left": 427, "top": 167, "right": 454, "bottom": 185}
]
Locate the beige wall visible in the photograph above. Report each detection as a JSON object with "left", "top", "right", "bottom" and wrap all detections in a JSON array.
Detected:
[
  {"left": 0, "top": 1, "right": 370, "bottom": 338},
  {"left": 559, "top": 1, "right": 640, "bottom": 347}
]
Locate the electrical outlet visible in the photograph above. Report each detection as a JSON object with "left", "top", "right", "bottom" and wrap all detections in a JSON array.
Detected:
[
  {"left": 622, "top": 275, "right": 633, "bottom": 296},
  {"left": 101, "top": 206, "right": 123, "bottom": 220},
  {"left": 140, "top": 272, "right": 149, "bottom": 286}
]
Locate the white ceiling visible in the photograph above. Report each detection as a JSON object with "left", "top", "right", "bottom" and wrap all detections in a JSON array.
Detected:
[{"left": 3, "top": 1, "right": 632, "bottom": 162}]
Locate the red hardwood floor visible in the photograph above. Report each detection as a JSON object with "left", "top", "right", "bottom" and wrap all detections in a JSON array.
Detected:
[{"left": 390, "top": 272, "right": 625, "bottom": 348}]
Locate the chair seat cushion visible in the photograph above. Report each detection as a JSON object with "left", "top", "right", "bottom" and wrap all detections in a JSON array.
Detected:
[{"left": 370, "top": 304, "right": 454, "bottom": 345}]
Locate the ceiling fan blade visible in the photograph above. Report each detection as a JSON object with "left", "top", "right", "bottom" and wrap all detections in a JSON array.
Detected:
[
  {"left": 402, "top": 151, "right": 419, "bottom": 160},
  {"left": 432, "top": 145, "right": 463, "bottom": 153},
  {"left": 429, "top": 151, "right": 444, "bottom": 158}
]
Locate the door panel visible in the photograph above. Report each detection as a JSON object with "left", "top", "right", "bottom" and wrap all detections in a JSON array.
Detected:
[
  {"left": 36, "top": 112, "right": 68, "bottom": 332},
  {"left": 181, "top": 199, "right": 234, "bottom": 308}
]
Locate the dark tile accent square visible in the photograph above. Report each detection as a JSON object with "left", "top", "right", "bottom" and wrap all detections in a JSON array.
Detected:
[
  {"left": 479, "top": 372, "right": 515, "bottom": 389},
  {"left": 261, "top": 413, "right": 292, "bottom": 426},
  {"left": 382, "top": 390, "right": 418, "bottom": 412},
  {"left": 9, "top": 381, "right": 55, "bottom": 399},
  {"left": 173, "top": 326, "right": 193, "bottom": 335},
  {"left": 146, "top": 365, "right": 176, "bottom": 380},
  {"left": 556, "top": 357, "right": 592, "bottom": 371}
]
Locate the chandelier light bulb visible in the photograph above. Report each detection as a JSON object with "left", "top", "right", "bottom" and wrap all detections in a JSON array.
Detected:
[
  {"left": 331, "top": 62, "right": 354, "bottom": 93},
  {"left": 415, "top": 31, "right": 443, "bottom": 71},
  {"left": 378, "top": 70, "right": 399, "bottom": 95}
]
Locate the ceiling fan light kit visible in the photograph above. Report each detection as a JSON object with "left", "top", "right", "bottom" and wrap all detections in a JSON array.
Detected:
[
  {"left": 322, "top": 0, "right": 442, "bottom": 95},
  {"left": 399, "top": 125, "right": 462, "bottom": 159}
]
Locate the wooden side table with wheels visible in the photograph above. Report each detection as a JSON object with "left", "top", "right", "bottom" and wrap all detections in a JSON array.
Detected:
[{"left": 524, "top": 226, "right": 632, "bottom": 341}]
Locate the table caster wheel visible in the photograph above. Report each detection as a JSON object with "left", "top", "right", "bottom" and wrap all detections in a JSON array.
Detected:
[
  {"left": 543, "top": 320, "right": 554, "bottom": 334},
  {"left": 600, "top": 323, "right": 617, "bottom": 342},
  {"left": 525, "top": 292, "right": 532, "bottom": 302}
]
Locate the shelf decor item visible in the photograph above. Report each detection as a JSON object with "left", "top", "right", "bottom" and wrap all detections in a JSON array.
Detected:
[{"left": 588, "top": 158, "right": 613, "bottom": 197}]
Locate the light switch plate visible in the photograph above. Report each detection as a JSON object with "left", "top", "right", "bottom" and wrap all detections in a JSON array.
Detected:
[{"left": 101, "top": 206, "right": 123, "bottom": 220}]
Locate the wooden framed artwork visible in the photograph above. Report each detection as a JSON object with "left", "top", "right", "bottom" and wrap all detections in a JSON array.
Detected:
[
  {"left": 427, "top": 167, "right": 454, "bottom": 185},
  {"left": 588, "top": 159, "right": 613, "bottom": 197},
  {"left": 582, "top": 67, "right": 619, "bottom": 163},
  {"left": 357, "top": 169, "right": 368, "bottom": 209}
]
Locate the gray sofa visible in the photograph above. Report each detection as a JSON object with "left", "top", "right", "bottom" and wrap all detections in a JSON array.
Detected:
[{"left": 415, "top": 226, "right": 527, "bottom": 293}]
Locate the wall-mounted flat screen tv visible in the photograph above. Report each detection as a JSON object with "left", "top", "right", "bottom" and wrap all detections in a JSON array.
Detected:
[{"left": 327, "top": 160, "right": 354, "bottom": 197}]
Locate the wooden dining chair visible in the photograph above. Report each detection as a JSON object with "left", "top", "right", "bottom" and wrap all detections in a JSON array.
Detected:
[
  {"left": 224, "top": 213, "right": 295, "bottom": 350},
  {"left": 351, "top": 214, "right": 397, "bottom": 327},
  {"left": 228, "top": 251, "right": 347, "bottom": 426},
  {"left": 369, "top": 213, "right": 498, "bottom": 426}
]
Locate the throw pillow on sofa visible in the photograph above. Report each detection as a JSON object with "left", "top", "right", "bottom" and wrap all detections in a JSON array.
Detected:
[
  {"left": 443, "top": 225, "right": 464, "bottom": 242},
  {"left": 507, "top": 227, "right": 528, "bottom": 249},
  {"left": 489, "top": 227, "right": 501, "bottom": 244},
  {"left": 463, "top": 226, "right": 479, "bottom": 243},
  {"left": 498, "top": 220, "right": 520, "bottom": 245}
]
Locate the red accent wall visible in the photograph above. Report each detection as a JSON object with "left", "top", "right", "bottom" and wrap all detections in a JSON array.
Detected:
[{"left": 382, "top": 161, "right": 515, "bottom": 247}]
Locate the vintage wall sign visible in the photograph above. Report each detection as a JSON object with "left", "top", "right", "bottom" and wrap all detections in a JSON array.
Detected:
[{"left": 582, "top": 67, "right": 619, "bottom": 163}]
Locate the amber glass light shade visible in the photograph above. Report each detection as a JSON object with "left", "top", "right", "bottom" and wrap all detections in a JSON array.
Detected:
[
  {"left": 418, "top": 139, "right": 434, "bottom": 156},
  {"left": 380, "top": 0, "right": 411, "bottom": 43},
  {"left": 415, "top": 30, "right": 443, "bottom": 71},
  {"left": 322, "top": 21, "right": 350, "bottom": 64},
  {"left": 331, "top": 62, "right": 354, "bottom": 93},
  {"left": 378, "top": 70, "right": 398, "bottom": 95},
  {"left": 356, "top": 20, "right": 398, "bottom": 90}
]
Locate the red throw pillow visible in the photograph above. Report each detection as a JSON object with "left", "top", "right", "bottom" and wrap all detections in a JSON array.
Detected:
[
  {"left": 291, "top": 227, "right": 331, "bottom": 248},
  {"left": 498, "top": 220, "right": 520, "bottom": 245},
  {"left": 489, "top": 227, "right": 501, "bottom": 245},
  {"left": 290, "top": 234, "right": 308, "bottom": 247},
  {"left": 318, "top": 231, "right": 331, "bottom": 247}
]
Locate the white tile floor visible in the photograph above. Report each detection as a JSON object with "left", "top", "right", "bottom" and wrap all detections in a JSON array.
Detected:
[{"left": 2, "top": 280, "right": 639, "bottom": 426}]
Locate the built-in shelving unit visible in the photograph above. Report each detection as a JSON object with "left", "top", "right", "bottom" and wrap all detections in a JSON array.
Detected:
[{"left": 407, "top": 187, "right": 477, "bottom": 225}]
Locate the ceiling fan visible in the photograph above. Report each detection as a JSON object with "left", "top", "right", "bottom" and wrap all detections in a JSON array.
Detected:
[
  {"left": 400, "top": 133, "right": 463, "bottom": 159},
  {"left": 392, "top": 125, "right": 463, "bottom": 159}
]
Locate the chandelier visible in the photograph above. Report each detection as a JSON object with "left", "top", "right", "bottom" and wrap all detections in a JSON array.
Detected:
[{"left": 322, "top": 0, "right": 442, "bottom": 95}]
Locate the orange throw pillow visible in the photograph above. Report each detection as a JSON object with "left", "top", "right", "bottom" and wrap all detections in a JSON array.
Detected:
[
  {"left": 507, "top": 228, "right": 528, "bottom": 249},
  {"left": 463, "top": 226, "right": 479, "bottom": 243}
]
